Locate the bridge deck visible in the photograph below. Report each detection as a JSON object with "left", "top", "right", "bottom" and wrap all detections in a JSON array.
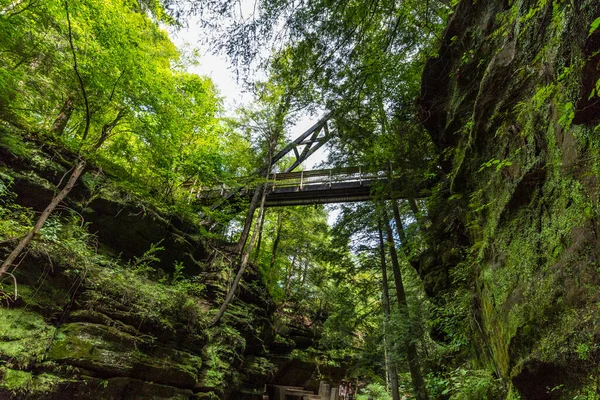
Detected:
[
  {"left": 265, "top": 181, "right": 377, "bottom": 206},
  {"left": 194, "top": 167, "right": 416, "bottom": 207}
]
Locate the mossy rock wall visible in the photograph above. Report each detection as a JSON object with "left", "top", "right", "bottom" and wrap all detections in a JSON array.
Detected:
[
  {"left": 0, "top": 242, "right": 278, "bottom": 399},
  {"left": 420, "top": 0, "right": 600, "bottom": 398},
  {"left": 0, "top": 140, "right": 283, "bottom": 399},
  {"left": 0, "top": 141, "right": 207, "bottom": 275}
]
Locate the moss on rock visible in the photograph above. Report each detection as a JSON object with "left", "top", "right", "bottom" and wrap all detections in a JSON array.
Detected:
[
  {"left": 47, "top": 322, "right": 202, "bottom": 388},
  {"left": 420, "top": 0, "right": 600, "bottom": 397},
  {"left": 0, "top": 308, "right": 55, "bottom": 368}
]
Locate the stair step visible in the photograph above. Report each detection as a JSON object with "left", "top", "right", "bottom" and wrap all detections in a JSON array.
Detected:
[
  {"left": 285, "top": 388, "right": 315, "bottom": 399},
  {"left": 271, "top": 385, "right": 310, "bottom": 400}
]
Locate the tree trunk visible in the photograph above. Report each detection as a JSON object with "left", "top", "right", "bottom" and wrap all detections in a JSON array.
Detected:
[
  {"left": 408, "top": 198, "right": 427, "bottom": 232},
  {"left": 234, "top": 179, "right": 265, "bottom": 254},
  {"left": 384, "top": 338, "right": 391, "bottom": 393},
  {"left": 211, "top": 183, "right": 268, "bottom": 327},
  {"left": 214, "top": 91, "right": 289, "bottom": 325},
  {"left": 253, "top": 207, "right": 267, "bottom": 262},
  {"left": 392, "top": 199, "right": 409, "bottom": 246},
  {"left": 0, "top": 104, "right": 124, "bottom": 281},
  {"left": 268, "top": 213, "right": 283, "bottom": 288},
  {"left": 284, "top": 253, "right": 297, "bottom": 301},
  {"left": 383, "top": 208, "right": 429, "bottom": 400},
  {"left": 1, "top": 0, "right": 28, "bottom": 15},
  {"left": 50, "top": 95, "right": 75, "bottom": 135},
  {"left": 300, "top": 259, "right": 308, "bottom": 288},
  {"left": 2, "top": 6, "right": 126, "bottom": 284},
  {"left": 0, "top": 159, "right": 86, "bottom": 279},
  {"left": 378, "top": 220, "right": 401, "bottom": 400}
]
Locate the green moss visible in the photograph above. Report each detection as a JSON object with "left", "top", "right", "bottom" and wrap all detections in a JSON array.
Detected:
[
  {"left": 429, "top": 1, "right": 600, "bottom": 395},
  {"left": 0, "top": 308, "right": 55, "bottom": 368},
  {"left": 83, "top": 261, "right": 210, "bottom": 334},
  {"left": 0, "top": 130, "right": 31, "bottom": 158},
  {"left": 243, "top": 356, "right": 277, "bottom": 377},
  {"left": 0, "top": 368, "right": 32, "bottom": 392},
  {"left": 200, "top": 343, "right": 232, "bottom": 389},
  {"left": 47, "top": 322, "right": 202, "bottom": 388},
  {"left": 0, "top": 368, "right": 65, "bottom": 394}
]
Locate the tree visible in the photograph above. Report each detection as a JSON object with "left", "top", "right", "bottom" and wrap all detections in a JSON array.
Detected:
[
  {"left": 382, "top": 204, "right": 428, "bottom": 400},
  {"left": 378, "top": 219, "right": 401, "bottom": 400},
  {"left": 0, "top": 0, "right": 225, "bottom": 279},
  {"left": 211, "top": 81, "right": 291, "bottom": 326}
]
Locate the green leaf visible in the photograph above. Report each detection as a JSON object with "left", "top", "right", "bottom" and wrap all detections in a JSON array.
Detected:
[{"left": 589, "top": 17, "right": 600, "bottom": 36}]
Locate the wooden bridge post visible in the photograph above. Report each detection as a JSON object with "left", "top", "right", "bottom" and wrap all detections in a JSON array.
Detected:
[
  {"left": 300, "top": 171, "right": 304, "bottom": 190},
  {"left": 329, "top": 388, "right": 339, "bottom": 400},
  {"left": 318, "top": 382, "right": 330, "bottom": 400},
  {"left": 359, "top": 166, "right": 362, "bottom": 186}
]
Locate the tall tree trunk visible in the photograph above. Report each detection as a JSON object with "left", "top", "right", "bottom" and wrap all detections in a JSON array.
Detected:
[
  {"left": 408, "top": 198, "right": 427, "bottom": 232},
  {"left": 234, "top": 93, "right": 290, "bottom": 255},
  {"left": 378, "top": 220, "right": 401, "bottom": 400},
  {"left": 253, "top": 207, "right": 267, "bottom": 262},
  {"left": 50, "top": 95, "right": 75, "bottom": 135},
  {"left": 284, "top": 253, "right": 297, "bottom": 301},
  {"left": 0, "top": 159, "right": 86, "bottom": 279},
  {"left": 214, "top": 91, "right": 290, "bottom": 325},
  {"left": 268, "top": 212, "right": 283, "bottom": 288},
  {"left": 392, "top": 199, "right": 409, "bottom": 247},
  {"left": 392, "top": 198, "right": 425, "bottom": 276},
  {"left": 383, "top": 208, "right": 429, "bottom": 400},
  {"left": 211, "top": 183, "right": 268, "bottom": 327},
  {"left": 233, "top": 185, "right": 263, "bottom": 254},
  {"left": 300, "top": 259, "right": 308, "bottom": 288},
  {"left": 384, "top": 338, "right": 391, "bottom": 393}
]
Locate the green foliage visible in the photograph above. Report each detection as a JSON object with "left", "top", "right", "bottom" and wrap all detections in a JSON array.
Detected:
[
  {"left": 0, "top": 173, "right": 33, "bottom": 240},
  {"left": 16, "top": 371, "right": 67, "bottom": 395},
  {"left": 87, "top": 259, "right": 210, "bottom": 333},
  {"left": 589, "top": 17, "right": 600, "bottom": 36},
  {"left": 427, "top": 368, "right": 503, "bottom": 400},
  {"left": 201, "top": 326, "right": 246, "bottom": 392},
  {"left": 0, "top": 368, "right": 32, "bottom": 393},
  {"left": 128, "top": 240, "right": 165, "bottom": 275},
  {"left": 0, "top": 0, "right": 250, "bottom": 214},
  {"left": 244, "top": 356, "right": 277, "bottom": 377},
  {"left": 0, "top": 309, "right": 56, "bottom": 369},
  {"left": 356, "top": 382, "right": 392, "bottom": 400},
  {"left": 3, "top": 0, "right": 600, "bottom": 398},
  {"left": 0, "top": 131, "right": 31, "bottom": 158}
]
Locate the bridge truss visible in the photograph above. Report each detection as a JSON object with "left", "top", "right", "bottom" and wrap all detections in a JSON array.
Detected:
[{"left": 194, "top": 114, "right": 425, "bottom": 208}]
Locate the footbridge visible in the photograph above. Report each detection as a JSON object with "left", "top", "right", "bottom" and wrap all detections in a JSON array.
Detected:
[
  {"left": 192, "top": 114, "right": 429, "bottom": 208},
  {"left": 194, "top": 166, "right": 427, "bottom": 207},
  {"left": 196, "top": 167, "right": 389, "bottom": 207}
]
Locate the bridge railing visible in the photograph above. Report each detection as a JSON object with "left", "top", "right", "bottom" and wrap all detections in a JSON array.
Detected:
[
  {"left": 193, "top": 166, "right": 389, "bottom": 200},
  {"left": 269, "top": 167, "right": 384, "bottom": 190}
]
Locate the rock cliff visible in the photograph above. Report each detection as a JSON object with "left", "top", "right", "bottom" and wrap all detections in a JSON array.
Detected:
[
  {"left": 420, "top": 0, "right": 600, "bottom": 397},
  {"left": 0, "top": 136, "right": 288, "bottom": 399}
]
